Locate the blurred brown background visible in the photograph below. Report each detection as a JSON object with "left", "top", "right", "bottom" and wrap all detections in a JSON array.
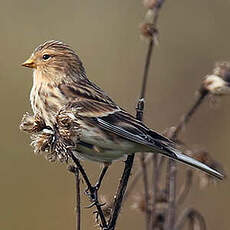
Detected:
[{"left": 0, "top": 0, "right": 229, "bottom": 229}]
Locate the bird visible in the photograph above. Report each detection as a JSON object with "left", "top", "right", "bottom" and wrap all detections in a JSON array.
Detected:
[{"left": 22, "top": 40, "right": 223, "bottom": 181}]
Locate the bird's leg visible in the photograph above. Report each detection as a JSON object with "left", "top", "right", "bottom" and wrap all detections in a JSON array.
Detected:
[{"left": 95, "top": 164, "right": 109, "bottom": 190}]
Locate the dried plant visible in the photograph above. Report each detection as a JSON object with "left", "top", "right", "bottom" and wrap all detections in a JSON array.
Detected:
[{"left": 19, "top": 1, "right": 228, "bottom": 230}]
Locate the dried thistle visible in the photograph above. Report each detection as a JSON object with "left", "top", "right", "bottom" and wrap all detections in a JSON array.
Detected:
[
  {"left": 213, "top": 61, "right": 230, "bottom": 79},
  {"left": 20, "top": 108, "right": 81, "bottom": 163},
  {"left": 143, "top": 0, "right": 163, "bottom": 10},
  {"left": 190, "top": 150, "right": 225, "bottom": 188},
  {"left": 20, "top": 113, "right": 46, "bottom": 133},
  {"left": 31, "top": 128, "right": 54, "bottom": 153},
  {"left": 140, "top": 22, "right": 157, "bottom": 40},
  {"left": 143, "top": 0, "right": 158, "bottom": 9},
  {"left": 202, "top": 61, "right": 230, "bottom": 96},
  {"left": 57, "top": 108, "right": 81, "bottom": 142}
]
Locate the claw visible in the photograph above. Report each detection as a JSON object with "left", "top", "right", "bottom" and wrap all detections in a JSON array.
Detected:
[
  {"left": 98, "top": 202, "right": 106, "bottom": 207},
  {"left": 85, "top": 201, "right": 97, "bottom": 209}
]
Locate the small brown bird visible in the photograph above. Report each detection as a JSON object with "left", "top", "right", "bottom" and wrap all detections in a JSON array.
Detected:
[{"left": 22, "top": 40, "right": 223, "bottom": 179}]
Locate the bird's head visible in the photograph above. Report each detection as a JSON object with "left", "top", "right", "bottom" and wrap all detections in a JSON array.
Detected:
[{"left": 22, "top": 40, "right": 86, "bottom": 81}]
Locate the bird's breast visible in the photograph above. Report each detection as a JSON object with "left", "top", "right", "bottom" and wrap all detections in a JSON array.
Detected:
[{"left": 30, "top": 71, "right": 68, "bottom": 127}]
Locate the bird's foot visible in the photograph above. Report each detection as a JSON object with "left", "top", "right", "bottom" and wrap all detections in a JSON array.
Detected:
[{"left": 84, "top": 185, "right": 105, "bottom": 208}]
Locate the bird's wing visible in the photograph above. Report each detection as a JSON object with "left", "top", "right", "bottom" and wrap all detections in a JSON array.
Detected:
[
  {"left": 59, "top": 81, "right": 172, "bottom": 149},
  {"left": 60, "top": 83, "right": 224, "bottom": 179},
  {"left": 62, "top": 101, "right": 175, "bottom": 157}
]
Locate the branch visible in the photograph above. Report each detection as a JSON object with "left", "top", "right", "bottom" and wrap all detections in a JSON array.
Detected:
[
  {"left": 139, "top": 1, "right": 166, "bottom": 229},
  {"left": 174, "top": 208, "right": 206, "bottom": 230},
  {"left": 165, "top": 159, "right": 177, "bottom": 229},
  {"left": 165, "top": 89, "right": 209, "bottom": 230},
  {"left": 75, "top": 168, "right": 81, "bottom": 230},
  {"left": 124, "top": 154, "right": 165, "bottom": 203},
  {"left": 176, "top": 169, "right": 193, "bottom": 205},
  {"left": 171, "top": 89, "right": 208, "bottom": 141},
  {"left": 107, "top": 153, "right": 135, "bottom": 230},
  {"left": 68, "top": 151, "right": 107, "bottom": 229},
  {"left": 139, "top": 153, "right": 151, "bottom": 229},
  {"left": 107, "top": 2, "right": 167, "bottom": 229},
  {"left": 107, "top": 99, "right": 144, "bottom": 230},
  {"left": 68, "top": 166, "right": 81, "bottom": 230},
  {"left": 151, "top": 154, "right": 160, "bottom": 227}
]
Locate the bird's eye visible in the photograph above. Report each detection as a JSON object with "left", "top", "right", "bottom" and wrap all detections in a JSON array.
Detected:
[{"left": 42, "top": 54, "right": 51, "bottom": 60}]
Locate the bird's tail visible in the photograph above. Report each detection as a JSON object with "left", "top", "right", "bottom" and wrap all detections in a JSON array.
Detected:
[{"left": 162, "top": 145, "right": 224, "bottom": 180}]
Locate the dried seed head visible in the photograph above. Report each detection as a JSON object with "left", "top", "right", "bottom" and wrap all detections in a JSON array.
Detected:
[
  {"left": 140, "top": 23, "right": 156, "bottom": 39},
  {"left": 20, "top": 108, "right": 82, "bottom": 163},
  {"left": 57, "top": 109, "right": 81, "bottom": 142},
  {"left": 201, "top": 61, "right": 230, "bottom": 95},
  {"left": 31, "top": 128, "right": 54, "bottom": 153},
  {"left": 213, "top": 61, "right": 230, "bottom": 79},
  {"left": 20, "top": 113, "right": 46, "bottom": 133},
  {"left": 143, "top": 0, "right": 158, "bottom": 9},
  {"left": 192, "top": 150, "right": 225, "bottom": 188},
  {"left": 202, "top": 75, "right": 230, "bottom": 95}
]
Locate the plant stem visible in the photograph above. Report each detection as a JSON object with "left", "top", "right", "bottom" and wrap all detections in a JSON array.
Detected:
[
  {"left": 139, "top": 2, "right": 166, "bottom": 228},
  {"left": 176, "top": 170, "right": 193, "bottom": 205},
  {"left": 75, "top": 168, "right": 81, "bottom": 230},
  {"left": 171, "top": 90, "right": 208, "bottom": 140},
  {"left": 69, "top": 152, "right": 107, "bottom": 229},
  {"left": 165, "top": 89, "right": 208, "bottom": 230},
  {"left": 174, "top": 208, "right": 206, "bottom": 230},
  {"left": 107, "top": 154, "right": 135, "bottom": 230}
]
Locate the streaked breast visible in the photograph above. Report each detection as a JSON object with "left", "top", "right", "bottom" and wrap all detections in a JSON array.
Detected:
[{"left": 30, "top": 71, "right": 67, "bottom": 127}]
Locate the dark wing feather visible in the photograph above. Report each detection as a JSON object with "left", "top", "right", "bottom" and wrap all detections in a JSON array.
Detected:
[
  {"left": 60, "top": 81, "right": 174, "bottom": 153},
  {"left": 95, "top": 111, "right": 173, "bottom": 146},
  {"left": 61, "top": 82, "right": 223, "bottom": 179},
  {"left": 65, "top": 100, "right": 174, "bottom": 156}
]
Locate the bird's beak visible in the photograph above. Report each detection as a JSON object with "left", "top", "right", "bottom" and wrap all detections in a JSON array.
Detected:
[{"left": 22, "top": 58, "right": 36, "bottom": 69}]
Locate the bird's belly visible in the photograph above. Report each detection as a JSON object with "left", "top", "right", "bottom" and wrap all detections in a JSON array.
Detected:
[
  {"left": 73, "top": 124, "right": 144, "bottom": 163},
  {"left": 73, "top": 146, "right": 126, "bottom": 163}
]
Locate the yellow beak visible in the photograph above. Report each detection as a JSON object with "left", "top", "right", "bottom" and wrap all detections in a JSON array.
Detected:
[{"left": 22, "top": 58, "right": 36, "bottom": 69}]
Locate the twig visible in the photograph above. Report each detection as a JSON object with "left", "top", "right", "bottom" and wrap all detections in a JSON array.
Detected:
[
  {"left": 165, "top": 89, "right": 209, "bottom": 230},
  {"left": 174, "top": 208, "right": 206, "bottom": 230},
  {"left": 76, "top": 169, "right": 81, "bottom": 230},
  {"left": 171, "top": 89, "right": 208, "bottom": 141},
  {"left": 75, "top": 168, "right": 81, "bottom": 230},
  {"left": 176, "top": 170, "right": 193, "bottom": 205},
  {"left": 68, "top": 151, "right": 107, "bottom": 229},
  {"left": 108, "top": 98, "right": 145, "bottom": 230},
  {"left": 107, "top": 154, "right": 135, "bottom": 230},
  {"left": 68, "top": 166, "right": 81, "bottom": 230},
  {"left": 139, "top": 2, "right": 166, "bottom": 229},
  {"left": 151, "top": 154, "right": 160, "bottom": 228},
  {"left": 123, "top": 160, "right": 143, "bottom": 201},
  {"left": 165, "top": 159, "right": 177, "bottom": 229},
  {"left": 108, "top": 1, "right": 168, "bottom": 227},
  {"left": 124, "top": 154, "right": 166, "bottom": 202},
  {"left": 139, "top": 153, "right": 151, "bottom": 229},
  {"left": 140, "top": 1, "right": 164, "bottom": 99}
]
